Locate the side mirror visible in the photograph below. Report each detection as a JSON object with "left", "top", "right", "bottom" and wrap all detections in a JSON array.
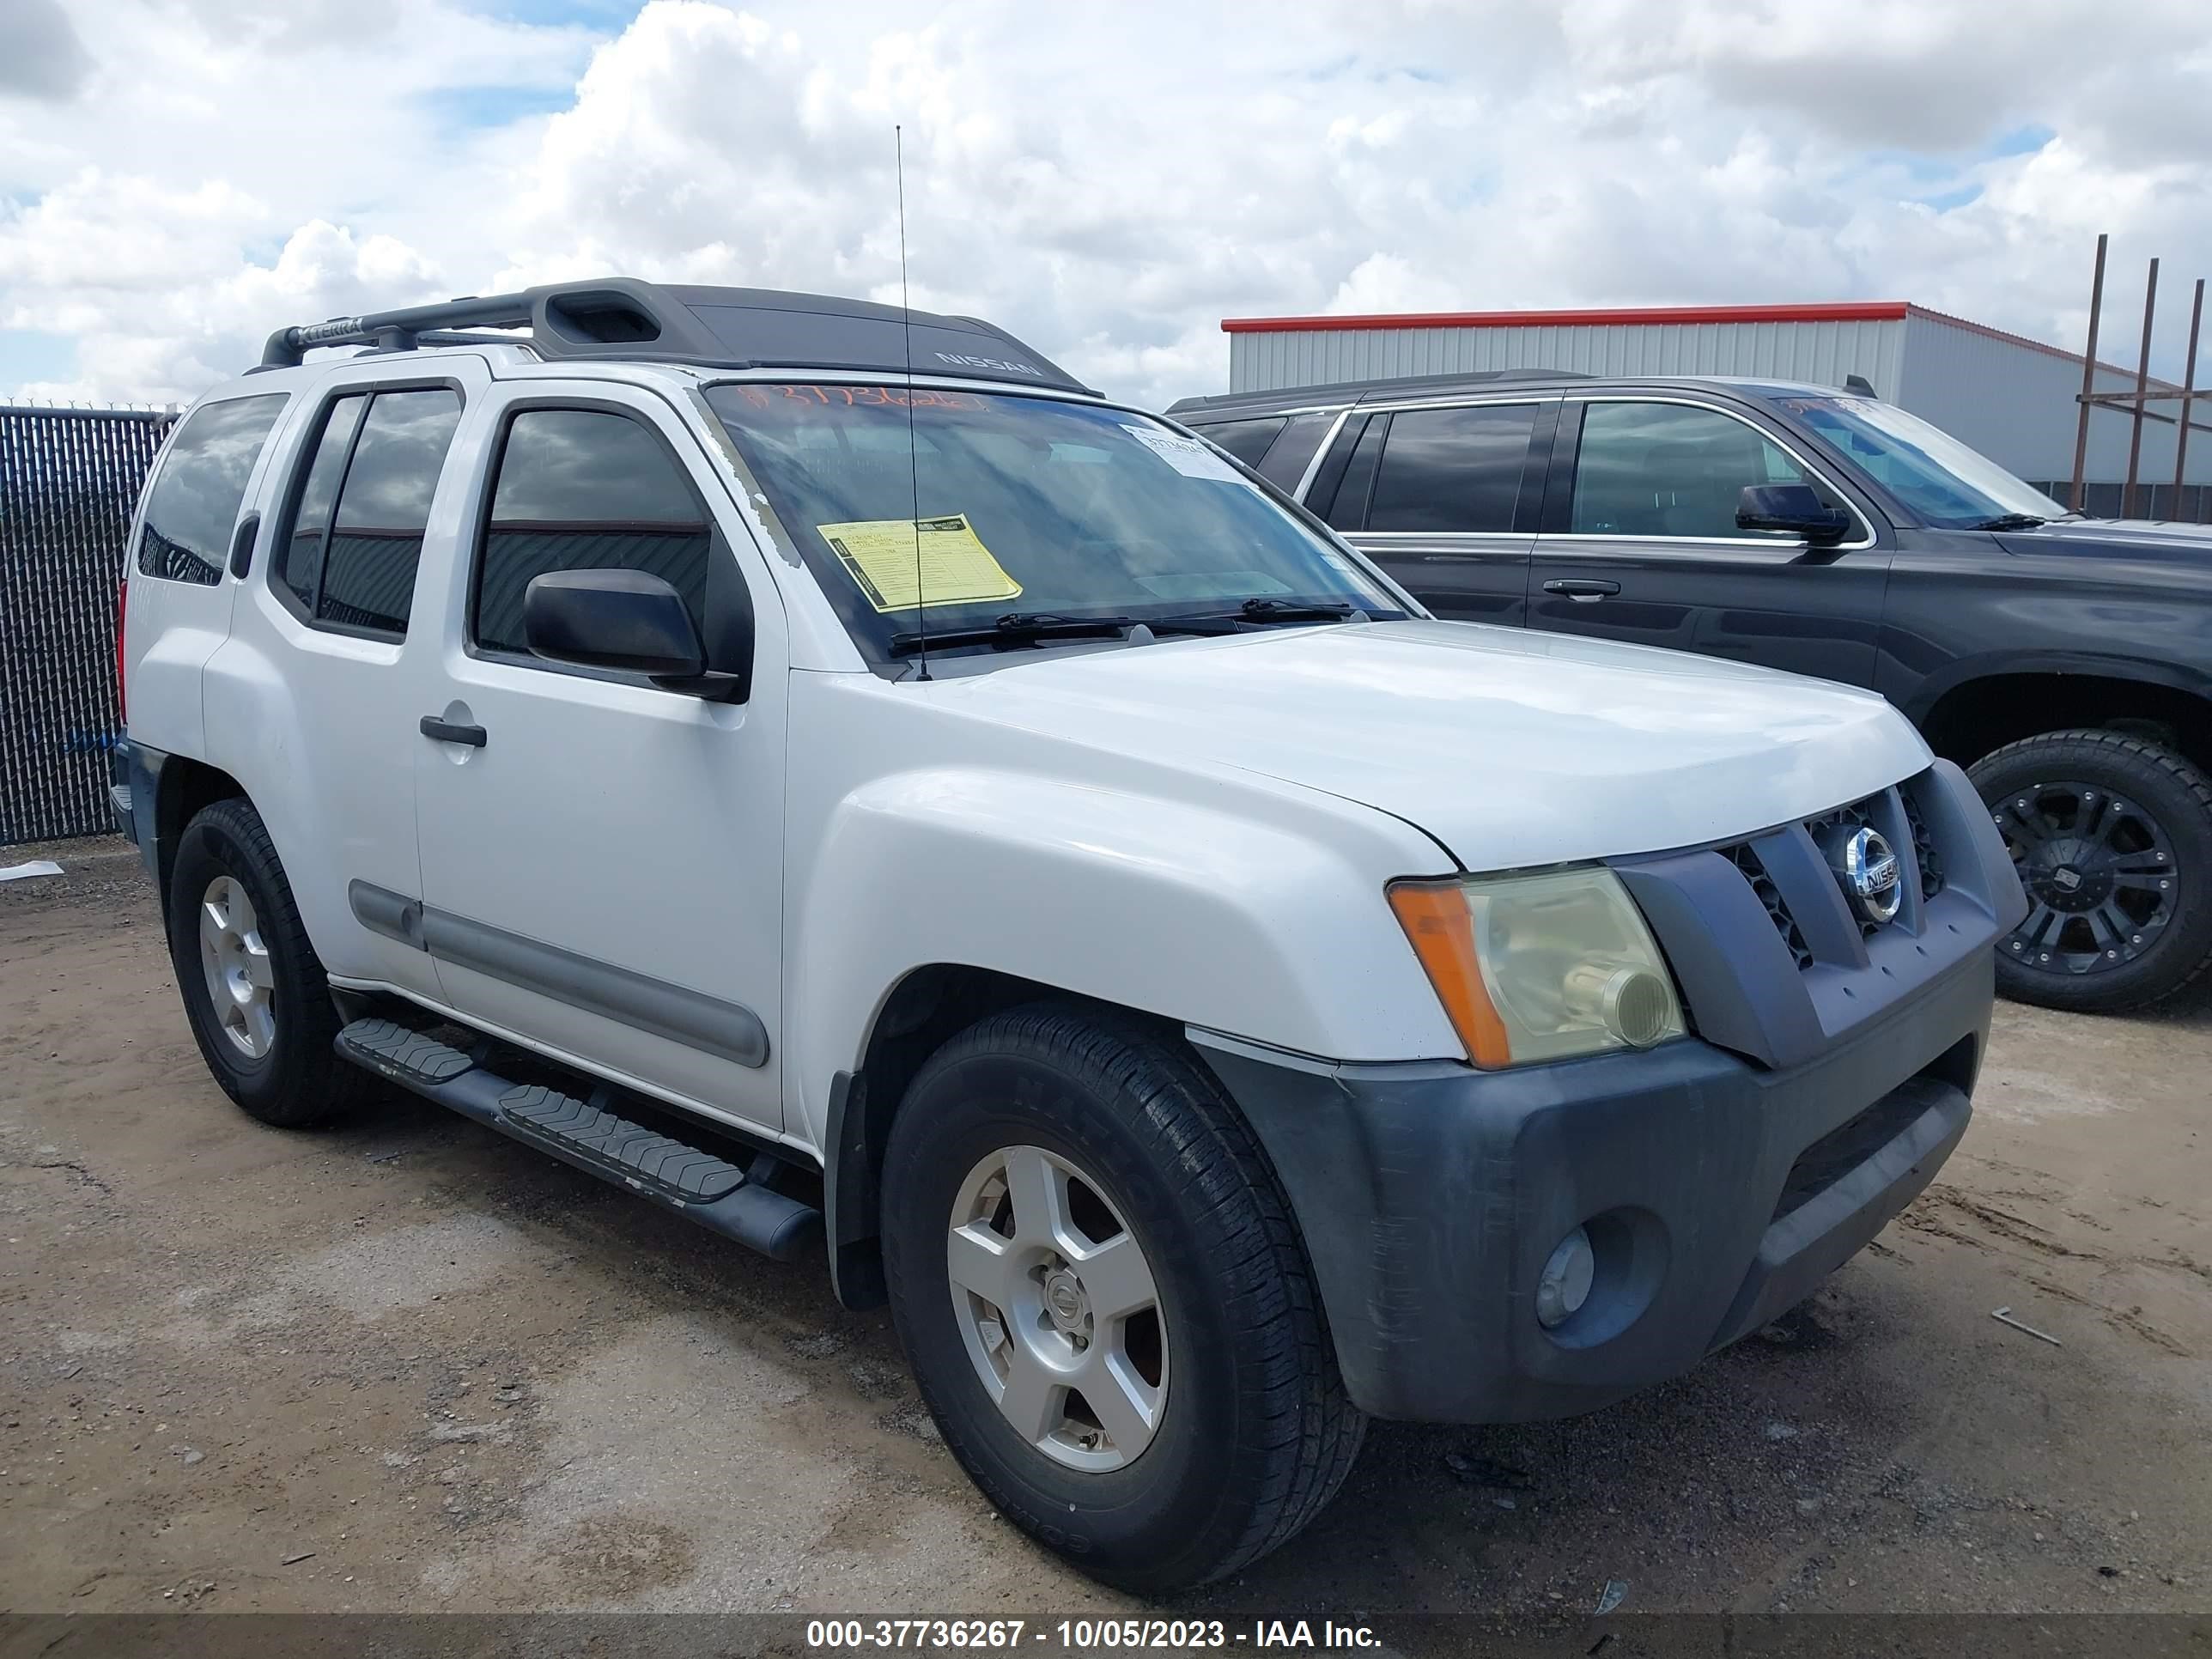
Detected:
[
  {"left": 524, "top": 568, "right": 741, "bottom": 697},
  {"left": 1738, "top": 483, "right": 1851, "bottom": 546}
]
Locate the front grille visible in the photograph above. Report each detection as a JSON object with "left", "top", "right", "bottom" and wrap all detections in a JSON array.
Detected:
[
  {"left": 1902, "top": 788, "right": 1946, "bottom": 900},
  {"left": 1725, "top": 842, "right": 1813, "bottom": 969},
  {"left": 1804, "top": 794, "right": 1885, "bottom": 939},
  {"left": 1719, "top": 776, "right": 1942, "bottom": 969}
]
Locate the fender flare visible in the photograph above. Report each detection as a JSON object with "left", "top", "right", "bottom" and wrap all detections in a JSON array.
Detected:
[{"left": 1904, "top": 651, "right": 2212, "bottom": 729}]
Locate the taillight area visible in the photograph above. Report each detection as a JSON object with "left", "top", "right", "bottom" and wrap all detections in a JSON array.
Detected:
[{"left": 116, "top": 575, "right": 129, "bottom": 725}]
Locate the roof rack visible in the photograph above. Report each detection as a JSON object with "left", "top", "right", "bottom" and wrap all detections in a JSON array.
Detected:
[
  {"left": 1166, "top": 367, "right": 1589, "bottom": 416},
  {"left": 257, "top": 276, "right": 1095, "bottom": 395},
  {"left": 260, "top": 294, "right": 538, "bottom": 365}
]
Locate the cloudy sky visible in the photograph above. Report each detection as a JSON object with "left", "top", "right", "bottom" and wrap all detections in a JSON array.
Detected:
[{"left": 3, "top": 0, "right": 2209, "bottom": 409}]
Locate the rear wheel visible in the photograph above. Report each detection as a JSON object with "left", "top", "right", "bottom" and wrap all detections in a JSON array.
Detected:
[
  {"left": 879, "top": 1005, "right": 1364, "bottom": 1592},
  {"left": 166, "top": 798, "right": 364, "bottom": 1127},
  {"left": 1971, "top": 729, "right": 2212, "bottom": 1012}
]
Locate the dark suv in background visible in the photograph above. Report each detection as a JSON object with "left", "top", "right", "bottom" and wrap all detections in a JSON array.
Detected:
[{"left": 1171, "top": 372, "right": 2212, "bottom": 1012}]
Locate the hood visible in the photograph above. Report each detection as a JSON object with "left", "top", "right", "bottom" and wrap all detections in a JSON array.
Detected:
[
  {"left": 1998, "top": 518, "right": 2212, "bottom": 565},
  {"left": 927, "top": 621, "right": 1927, "bottom": 872}
]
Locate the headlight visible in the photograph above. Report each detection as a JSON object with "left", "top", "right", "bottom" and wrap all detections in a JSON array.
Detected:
[{"left": 1388, "top": 866, "right": 1686, "bottom": 1067}]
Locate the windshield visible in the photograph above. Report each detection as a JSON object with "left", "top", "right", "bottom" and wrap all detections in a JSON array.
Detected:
[
  {"left": 1780, "top": 395, "right": 2069, "bottom": 529},
  {"left": 705, "top": 384, "right": 1403, "bottom": 660}
]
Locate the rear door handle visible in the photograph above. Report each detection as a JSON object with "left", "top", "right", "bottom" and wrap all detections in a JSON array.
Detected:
[
  {"left": 1542, "top": 578, "right": 1621, "bottom": 602},
  {"left": 419, "top": 716, "right": 487, "bottom": 748},
  {"left": 228, "top": 512, "right": 260, "bottom": 580}
]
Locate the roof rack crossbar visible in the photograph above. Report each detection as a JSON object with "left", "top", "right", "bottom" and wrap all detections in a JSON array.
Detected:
[
  {"left": 248, "top": 276, "right": 1093, "bottom": 393},
  {"left": 261, "top": 293, "right": 533, "bottom": 368}
]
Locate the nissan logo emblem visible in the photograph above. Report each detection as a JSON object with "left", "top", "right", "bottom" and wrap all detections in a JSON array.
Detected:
[{"left": 1844, "top": 827, "right": 1903, "bottom": 925}]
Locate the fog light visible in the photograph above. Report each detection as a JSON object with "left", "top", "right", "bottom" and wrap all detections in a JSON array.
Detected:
[{"left": 1535, "top": 1226, "right": 1595, "bottom": 1329}]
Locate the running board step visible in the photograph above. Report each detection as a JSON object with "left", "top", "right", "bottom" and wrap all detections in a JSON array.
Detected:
[
  {"left": 499, "top": 1085, "right": 748, "bottom": 1201},
  {"left": 337, "top": 1018, "right": 476, "bottom": 1086},
  {"left": 333, "top": 1018, "right": 819, "bottom": 1261}
]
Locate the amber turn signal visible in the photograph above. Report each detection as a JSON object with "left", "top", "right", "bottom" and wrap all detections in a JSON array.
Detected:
[{"left": 1387, "top": 879, "right": 1514, "bottom": 1067}]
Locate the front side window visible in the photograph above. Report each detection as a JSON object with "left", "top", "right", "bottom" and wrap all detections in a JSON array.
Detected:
[
  {"left": 1780, "top": 395, "right": 2066, "bottom": 529},
  {"left": 1366, "top": 403, "right": 1539, "bottom": 533},
  {"left": 1570, "top": 402, "right": 1813, "bottom": 539},
  {"left": 704, "top": 385, "right": 1401, "bottom": 661},
  {"left": 474, "top": 408, "right": 711, "bottom": 658},
  {"left": 136, "top": 394, "right": 289, "bottom": 584},
  {"left": 277, "top": 387, "right": 462, "bottom": 636}
]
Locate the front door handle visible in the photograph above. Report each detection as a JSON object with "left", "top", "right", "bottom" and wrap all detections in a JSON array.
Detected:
[
  {"left": 419, "top": 715, "right": 488, "bottom": 748},
  {"left": 1542, "top": 578, "right": 1621, "bottom": 602}
]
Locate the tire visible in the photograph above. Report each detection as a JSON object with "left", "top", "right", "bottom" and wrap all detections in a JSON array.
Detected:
[
  {"left": 879, "top": 1004, "right": 1364, "bottom": 1593},
  {"left": 1971, "top": 729, "right": 2212, "bottom": 1013},
  {"left": 166, "top": 797, "right": 366, "bottom": 1127}
]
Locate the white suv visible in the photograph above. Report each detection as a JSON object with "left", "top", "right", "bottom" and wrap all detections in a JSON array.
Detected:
[{"left": 113, "top": 279, "right": 2025, "bottom": 1591}]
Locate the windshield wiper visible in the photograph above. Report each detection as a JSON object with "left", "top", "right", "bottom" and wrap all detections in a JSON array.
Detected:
[
  {"left": 1148, "top": 598, "right": 1371, "bottom": 632},
  {"left": 886, "top": 609, "right": 1249, "bottom": 655},
  {"left": 1971, "top": 514, "right": 2051, "bottom": 532},
  {"left": 1238, "top": 598, "right": 1366, "bottom": 622},
  {"left": 886, "top": 611, "right": 1140, "bottom": 656}
]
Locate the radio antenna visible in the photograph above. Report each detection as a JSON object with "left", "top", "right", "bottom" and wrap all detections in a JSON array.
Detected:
[{"left": 896, "top": 124, "right": 928, "bottom": 680}]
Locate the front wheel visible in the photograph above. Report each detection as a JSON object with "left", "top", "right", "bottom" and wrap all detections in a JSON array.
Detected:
[
  {"left": 880, "top": 1006, "right": 1364, "bottom": 1593},
  {"left": 1972, "top": 729, "right": 2212, "bottom": 1012}
]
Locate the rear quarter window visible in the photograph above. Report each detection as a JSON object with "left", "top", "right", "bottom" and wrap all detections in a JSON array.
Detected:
[
  {"left": 1194, "top": 417, "right": 1288, "bottom": 467},
  {"left": 136, "top": 394, "right": 289, "bottom": 584}
]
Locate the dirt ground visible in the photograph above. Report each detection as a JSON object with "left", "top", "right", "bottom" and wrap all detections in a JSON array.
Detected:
[{"left": 2, "top": 837, "right": 2206, "bottom": 1620}]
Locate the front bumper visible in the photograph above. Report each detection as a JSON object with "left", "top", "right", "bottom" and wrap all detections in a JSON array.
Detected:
[
  {"left": 1195, "top": 953, "right": 1989, "bottom": 1423},
  {"left": 1192, "top": 759, "right": 2023, "bottom": 1425}
]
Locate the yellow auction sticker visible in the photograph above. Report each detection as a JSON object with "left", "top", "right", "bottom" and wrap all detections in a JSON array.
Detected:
[{"left": 817, "top": 514, "right": 1024, "bottom": 613}]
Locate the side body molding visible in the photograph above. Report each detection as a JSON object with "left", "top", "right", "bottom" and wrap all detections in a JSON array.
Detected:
[{"left": 348, "top": 880, "right": 769, "bottom": 1069}]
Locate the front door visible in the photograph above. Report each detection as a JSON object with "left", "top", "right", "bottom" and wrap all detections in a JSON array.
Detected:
[
  {"left": 1321, "top": 401, "right": 1553, "bottom": 626},
  {"left": 1526, "top": 398, "right": 1890, "bottom": 687},
  {"left": 410, "top": 382, "right": 788, "bottom": 1133}
]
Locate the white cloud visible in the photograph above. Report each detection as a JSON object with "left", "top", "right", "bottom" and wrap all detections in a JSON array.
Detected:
[{"left": 3, "top": 0, "right": 2209, "bottom": 409}]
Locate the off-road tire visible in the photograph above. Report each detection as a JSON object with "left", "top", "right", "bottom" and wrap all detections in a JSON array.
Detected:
[
  {"left": 880, "top": 1004, "right": 1364, "bottom": 1593},
  {"left": 1971, "top": 729, "right": 2212, "bottom": 1013},
  {"left": 166, "top": 797, "right": 366, "bottom": 1127}
]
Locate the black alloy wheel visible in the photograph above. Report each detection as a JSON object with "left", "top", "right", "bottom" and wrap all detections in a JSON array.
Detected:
[{"left": 1972, "top": 730, "right": 2212, "bottom": 1012}]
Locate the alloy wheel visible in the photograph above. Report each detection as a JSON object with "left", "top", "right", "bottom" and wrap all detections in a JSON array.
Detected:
[
  {"left": 945, "top": 1145, "right": 1168, "bottom": 1472},
  {"left": 198, "top": 874, "right": 276, "bottom": 1057},
  {"left": 1994, "top": 781, "right": 2177, "bottom": 977}
]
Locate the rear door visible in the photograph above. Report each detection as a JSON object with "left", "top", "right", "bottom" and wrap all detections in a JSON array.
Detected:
[
  {"left": 1316, "top": 398, "right": 1554, "bottom": 626},
  {"left": 1526, "top": 396, "right": 1890, "bottom": 685},
  {"left": 210, "top": 360, "right": 484, "bottom": 1000}
]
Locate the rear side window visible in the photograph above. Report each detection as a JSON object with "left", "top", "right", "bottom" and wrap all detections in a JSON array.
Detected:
[
  {"left": 1366, "top": 404, "right": 1538, "bottom": 533},
  {"left": 277, "top": 387, "right": 463, "bottom": 636},
  {"left": 278, "top": 395, "right": 367, "bottom": 612},
  {"left": 473, "top": 409, "right": 711, "bottom": 659},
  {"left": 1197, "top": 417, "right": 1287, "bottom": 467},
  {"left": 136, "top": 394, "right": 289, "bottom": 584}
]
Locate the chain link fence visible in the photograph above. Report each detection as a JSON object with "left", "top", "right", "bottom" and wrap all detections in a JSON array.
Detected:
[{"left": 2, "top": 405, "right": 175, "bottom": 847}]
